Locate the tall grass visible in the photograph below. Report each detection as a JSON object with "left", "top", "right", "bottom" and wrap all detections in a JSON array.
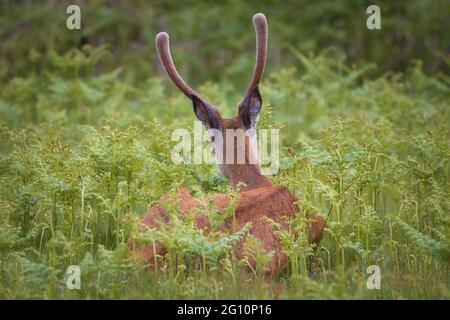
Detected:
[{"left": 0, "top": 45, "right": 449, "bottom": 299}]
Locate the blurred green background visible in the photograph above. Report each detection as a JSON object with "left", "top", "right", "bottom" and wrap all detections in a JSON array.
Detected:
[{"left": 2, "top": 0, "right": 449, "bottom": 86}]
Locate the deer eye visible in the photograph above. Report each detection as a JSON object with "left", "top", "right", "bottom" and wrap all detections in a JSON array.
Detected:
[{"left": 211, "top": 136, "right": 215, "bottom": 142}]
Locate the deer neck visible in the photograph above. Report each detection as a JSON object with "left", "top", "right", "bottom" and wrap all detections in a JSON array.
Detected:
[{"left": 229, "top": 164, "right": 273, "bottom": 191}]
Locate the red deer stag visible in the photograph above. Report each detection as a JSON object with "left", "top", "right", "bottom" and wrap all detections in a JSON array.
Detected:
[{"left": 130, "top": 13, "right": 326, "bottom": 278}]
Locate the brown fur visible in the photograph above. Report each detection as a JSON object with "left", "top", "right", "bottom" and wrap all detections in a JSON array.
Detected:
[
  {"left": 130, "top": 13, "right": 326, "bottom": 278},
  {"left": 130, "top": 185, "right": 325, "bottom": 278}
]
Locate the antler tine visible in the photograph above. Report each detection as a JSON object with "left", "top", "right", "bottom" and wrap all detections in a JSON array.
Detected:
[
  {"left": 155, "top": 32, "right": 204, "bottom": 101},
  {"left": 246, "top": 13, "right": 268, "bottom": 96}
]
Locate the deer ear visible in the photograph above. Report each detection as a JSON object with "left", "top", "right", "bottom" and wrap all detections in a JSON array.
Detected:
[
  {"left": 192, "top": 95, "right": 222, "bottom": 130},
  {"left": 239, "top": 86, "right": 262, "bottom": 129}
]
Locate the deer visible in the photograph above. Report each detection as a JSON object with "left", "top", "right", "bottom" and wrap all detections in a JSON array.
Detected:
[{"left": 129, "top": 13, "right": 326, "bottom": 278}]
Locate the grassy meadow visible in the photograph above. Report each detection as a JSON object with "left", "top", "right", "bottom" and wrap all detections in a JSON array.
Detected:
[{"left": 0, "top": 1, "right": 449, "bottom": 299}]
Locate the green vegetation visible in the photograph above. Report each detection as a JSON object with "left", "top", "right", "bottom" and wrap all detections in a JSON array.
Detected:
[{"left": 0, "top": 1, "right": 449, "bottom": 299}]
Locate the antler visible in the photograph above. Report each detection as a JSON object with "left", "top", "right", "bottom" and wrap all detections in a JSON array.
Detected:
[
  {"left": 155, "top": 32, "right": 206, "bottom": 102},
  {"left": 243, "top": 13, "right": 268, "bottom": 100},
  {"left": 156, "top": 13, "right": 268, "bottom": 106}
]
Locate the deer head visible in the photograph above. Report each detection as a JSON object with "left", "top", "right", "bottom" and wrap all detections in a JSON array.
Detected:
[{"left": 156, "top": 13, "right": 272, "bottom": 190}]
